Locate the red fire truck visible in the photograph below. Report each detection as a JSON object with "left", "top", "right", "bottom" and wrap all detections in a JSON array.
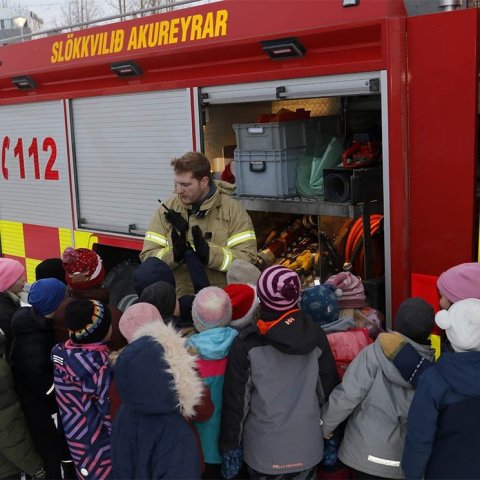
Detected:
[{"left": 0, "top": 0, "right": 477, "bottom": 326}]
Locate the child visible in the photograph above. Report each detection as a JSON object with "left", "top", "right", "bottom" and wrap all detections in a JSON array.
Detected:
[
  {"left": 139, "top": 281, "right": 179, "bottom": 325},
  {"left": 35, "top": 258, "right": 66, "bottom": 284},
  {"left": 321, "top": 298, "right": 435, "bottom": 479},
  {"left": 325, "top": 271, "right": 383, "bottom": 338},
  {"left": 402, "top": 298, "right": 480, "bottom": 479},
  {"left": 0, "top": 258, "right": 26, "bottom": 356},
  {"left": 10, "top": 278, "right": 66, "bottom": 480},
  {"left": 52, "top": 299, "right": 113, "bottom": 480},
  {"left": 55, "top": 247, "right": 126, "bottom": 350},
  {"left": 111, "top": 305, "right": 204, "bottom": 479},
  {"left": 379, "top": 262, "right": 480, "bottom": 386},
  {"left": 226, "top": 259, "right": 261, "bottom": 286},
  {"left": 134, "top": 255, "right": 209, "bottom": 327},
  {"left": 187, "top": 286, "right": 238, "bottom": 479},
  {"left": 301, "top": 283, "right": 373, "bottom": 380},
  {"left": 0, "top": 328, "right": 46, "bottom": 480},
  {"left": 223, "top": 283, "right": 259, "bottom": 330},
  {"left": 220, "top": 265, "right": 338, "bottom": 480}
]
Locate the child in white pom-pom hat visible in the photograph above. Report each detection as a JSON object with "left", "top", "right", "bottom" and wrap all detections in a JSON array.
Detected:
[{"left": 402, "top": 298, "right": 480, "bottom": 480}]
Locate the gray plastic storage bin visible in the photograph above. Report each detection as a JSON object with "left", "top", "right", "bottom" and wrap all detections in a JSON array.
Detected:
[
  {"left": 235, "top": 149, "right": 305, "bottom": 198},
  {"left": 233, "top": 120, "right": 313, "bottom": 151}
]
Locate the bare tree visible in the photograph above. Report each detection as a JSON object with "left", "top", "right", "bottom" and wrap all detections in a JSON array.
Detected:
[
  {"left": 59, "top": 0, "right": 103, "bottom": 28},
  {"left": 127, "top": 0, "right": 179, "bottom": 16},
  {"left": 106, "top": 0, "right": 129, "bottom": 15}
]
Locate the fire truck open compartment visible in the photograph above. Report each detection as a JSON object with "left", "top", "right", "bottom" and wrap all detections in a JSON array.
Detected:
[{"left": 200, "top": 74, "right": 387, "bottom": 313}]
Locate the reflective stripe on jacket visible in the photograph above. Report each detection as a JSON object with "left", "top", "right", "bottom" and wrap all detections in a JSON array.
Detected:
[{"left": 140, "top": 182, "right": 257, "bottom": 296}]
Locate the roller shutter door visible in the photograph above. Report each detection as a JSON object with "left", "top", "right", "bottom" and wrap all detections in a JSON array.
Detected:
[
  {"left": 71, "top": 89, "right": 194, "bottom": 235},
  {"left": 201, "top": 72, "right": 381, "bottom": 104},
  {"left": 0, "top": 100, "right": 71, "bottom": 228}
]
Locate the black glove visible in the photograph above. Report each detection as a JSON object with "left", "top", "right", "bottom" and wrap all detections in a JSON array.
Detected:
[
  {"left": 172, "top": 229, "right": 188, "bottom": 264},
  {"left": 164, "top": 208, "right": 188, "bottom": 236},
  {"left": 192, "top": 225, "right": 210, "bottom": 265}
]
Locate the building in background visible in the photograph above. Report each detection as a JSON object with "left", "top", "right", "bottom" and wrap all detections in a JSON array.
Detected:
[{"left": 0, "top": 7, "right": 43, "bottom": 42}]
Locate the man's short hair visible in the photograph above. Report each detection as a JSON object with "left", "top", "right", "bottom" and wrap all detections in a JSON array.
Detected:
[{"left": 171, "top": 152, "right": 211, "bottom": 181}]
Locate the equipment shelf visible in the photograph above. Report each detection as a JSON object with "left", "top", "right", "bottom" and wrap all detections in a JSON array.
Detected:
[{"left": 236, "top": 196, "right": 383, "bottom": 219}]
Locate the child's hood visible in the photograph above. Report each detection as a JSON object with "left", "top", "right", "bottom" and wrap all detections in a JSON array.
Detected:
[
  {"left": 257, "top": 310, "right": 320, "bottom": 355},
  {"left": 11, "top": 306, "right": 52, "bottom": 334},
  {"left": 373, "top": 334, "right": 435, "bottom": 388},
  {"left": 115, "top": 322, "right": 203, "bottom": 418},
  {"left": 435, "top": 351, "right": 480, "bottom": 396},
  {"left": 52, "top": 340, "right": 110, "bottom": 382},
  {"left": 187, "top": 327, "right": 238, "bottom": 359}
]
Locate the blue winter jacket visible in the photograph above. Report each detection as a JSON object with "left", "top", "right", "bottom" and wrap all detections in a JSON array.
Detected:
[
  {"left": 111, "top": 333, "right": 201, "bottom": 479},
  {"left": 402, "top": 351, "right": 480, "bottom": 479}
]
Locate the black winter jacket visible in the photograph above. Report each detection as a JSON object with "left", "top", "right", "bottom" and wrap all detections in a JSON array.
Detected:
[
  {"left": 9, "top": 307, "right": 63, "bottom": 479},
  {"left": 0, "top": 292, "right": 20, "bottom": 358},
  {"left": 9, "top": 307, "right": 56, "bottom": 414}
]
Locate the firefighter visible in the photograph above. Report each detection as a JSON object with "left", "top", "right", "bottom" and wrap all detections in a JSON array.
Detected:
[{"left": 140, "top": 152, "right": 257, "bottom": 296}]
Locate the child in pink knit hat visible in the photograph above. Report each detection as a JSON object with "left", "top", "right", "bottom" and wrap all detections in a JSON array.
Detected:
[
  {"left": 380, "top": 261, "right": 480, "bottom": 387},
  {"left": 119, "top": 303, "right": 163, "bottom": 343},
  {"left": 436, "top": 262, "right": 480, "bottom": 310},
  {"left": 325, "top": 271, "right": 366, "bottom": 309},
  {"left": 111, "top": 304, "right": 205, "bottom": 479},
  {"left": 0, "top": 258, "right": 26, "bottom": 356}
]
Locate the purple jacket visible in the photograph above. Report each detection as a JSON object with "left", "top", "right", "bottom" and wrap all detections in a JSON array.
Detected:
[{"left": 52, "top": 340, "right": 112, "bottom": 480}]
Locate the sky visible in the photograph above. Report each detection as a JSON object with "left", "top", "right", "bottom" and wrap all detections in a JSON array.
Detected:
[{"left": 13, "top": 1, "right": 116, "bottom": 30}]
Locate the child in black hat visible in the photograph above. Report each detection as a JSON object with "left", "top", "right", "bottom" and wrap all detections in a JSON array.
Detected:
[
  {"left": 51, "top": 299, "right": 113, "bottom": 480},
  {"left": 321, "top": 297, "right": 435, "bottom": 479}
]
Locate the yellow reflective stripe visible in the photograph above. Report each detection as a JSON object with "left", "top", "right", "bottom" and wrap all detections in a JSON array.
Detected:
[
  {"left": 145, "top": 231, "right": 169, "bottom": 247},
  {"left": 219, "top": 248, "right": 233, "bottom": 272},
  {"left": 156, "top": 247, "right": 172, "bottom": 260},
  {"left": 226, "top": 230, "right": 256, "bottom": 248}
]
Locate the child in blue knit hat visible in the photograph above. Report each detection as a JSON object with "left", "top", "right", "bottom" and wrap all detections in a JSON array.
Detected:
[
  {"left": 300, "top": 284, "right": 340, "bottom": 326},
  {"left": 10, "top": 278, "right": 66, "bottom": 480}
]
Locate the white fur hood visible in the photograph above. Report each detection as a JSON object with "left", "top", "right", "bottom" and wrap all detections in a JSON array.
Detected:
[{"left": 114, "top": 321, "right": 204, "bottom": 418}]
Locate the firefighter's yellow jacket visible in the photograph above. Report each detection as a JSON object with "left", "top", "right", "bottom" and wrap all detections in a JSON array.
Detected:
[{"left": 140, "top": 181, "right": 257, "bottom": 296}]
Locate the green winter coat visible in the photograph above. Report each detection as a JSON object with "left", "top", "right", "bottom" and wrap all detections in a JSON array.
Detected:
[
  {"left": 0, "top": 358, "right": 43, "bottom": 478},
  {"left": 141, "top": 181, "right": 257, "bottom": 296}
]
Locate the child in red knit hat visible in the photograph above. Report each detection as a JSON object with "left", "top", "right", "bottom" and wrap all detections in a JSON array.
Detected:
[{"left": 53, "top": 247, "right": 126, "bottom": 350}]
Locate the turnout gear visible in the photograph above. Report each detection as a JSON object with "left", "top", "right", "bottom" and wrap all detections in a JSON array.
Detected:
[{"left": 141, "top": 181, "right": 257, "bottom": 296}]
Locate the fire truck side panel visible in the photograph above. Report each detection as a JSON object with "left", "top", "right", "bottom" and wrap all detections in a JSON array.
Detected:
[
  {"left": 408, "top": 9, "right": 479, "bottom": 283},
  {"left": 385, "top": 16, "right": 409, "bottom": 318},
  {"left": 0, "top": 101, "right": 74, "bottom": 280},
  {"left": 70, "top": 89, "right": 194, "bottom": 235},
  {"left": 0, "top": 101, "right": 72, "bottom": 228}
]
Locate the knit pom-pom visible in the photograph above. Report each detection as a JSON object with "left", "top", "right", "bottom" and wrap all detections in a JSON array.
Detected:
[
  {"left": 335, "top": 288, "right": 343, "bottom": 297},
  {"left": 281, "top": 281, "right": 300, "bottom": 302},
  {"left": 435, "top": 309, "right": 451, "bottom": 330},
  {"left": 62, "top": 247, "right": 75, "bottom": 263}
]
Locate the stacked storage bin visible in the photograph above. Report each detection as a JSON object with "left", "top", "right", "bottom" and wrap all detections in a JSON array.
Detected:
[{"left": 233, "top": 119, "right": 313, "bottom": 198}]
